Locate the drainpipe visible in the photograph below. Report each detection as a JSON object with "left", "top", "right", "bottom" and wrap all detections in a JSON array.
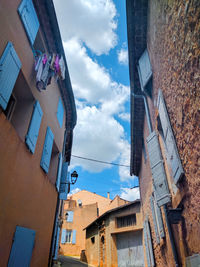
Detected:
[{"left": 131, "top": 90, "right": 179, "bottom": 266}]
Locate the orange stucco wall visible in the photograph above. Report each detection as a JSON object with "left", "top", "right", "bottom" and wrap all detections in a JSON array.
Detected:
[{"left": 0, "top": 0, "right": 67, "bottom": 266}]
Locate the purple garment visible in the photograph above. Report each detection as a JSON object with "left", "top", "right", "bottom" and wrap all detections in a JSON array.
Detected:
[
  {"left": 42, "top": 54, "right": 48, "bottom": 65},
  {"left": 54, "top": 55, "right": 60, "bottom": 73}
]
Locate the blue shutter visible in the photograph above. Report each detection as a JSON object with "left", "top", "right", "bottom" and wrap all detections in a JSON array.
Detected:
[
  {"left": 61, "top": 229, "right": 66, "bottom": 244},
  {"left": 157, "top": 90, "right": 184, "bottom": 184},
  {"left": 25, "top": 101, "right": 43, "bottom": 153},
  {"left": 40, "top": 127, "right": 54, "bottom": 173},
  {"left": 150, "top": 196, "right": 160, "bottom": 244},
  {"left": 67, "top": 211, "right": 74, "bottom": 222},
  {"left": 18, "top": 0, "right": 39, "bottom": 45},
  {"left": 56, "top": 153, "right": 63, "bottom": 191},
  {"left": 8, "top": 226, "right": 35, "bottom": 267},
  {"left": 0, "top": 42, "right": 21, "bottom": 110},
  {"left": 155, "top": 199, "right": 165, "bottom": 239},
  {"left": 59, "top": 163, "right": 69, "bottom": 200},
  {"left": 146, "top": 131, "right": 171, "bottom": 207},
  {"left": 72, "top": 230, "right": 76, "bottom": 244},
  {"left": 138, "top": 49, "right": 152, "bottom": 89},
  {"left": 57, "top": 98, "right": 64, "bottom": 128},
  {"left": 53, "top": 226, "right": 60, "bottom": 260},
  {"left": 144, "top": 219, "right": 155, "bottom": 267}
]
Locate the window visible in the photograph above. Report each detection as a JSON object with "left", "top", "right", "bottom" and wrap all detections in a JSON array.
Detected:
[
  {"left": 77, "top": 199, "right": 82, "bottom": 207},
  {"left": 66, "top": 211, "right": 74, "bottom": 222},
  {"left": 66, "top": 230, "right": 72, "bottom": 243},
  {"left": 48, "top": 142, "right": 59, "bottom": 184},
  {"left": 91, "top": 237, "right": 95, "bottom": 244},
  {"left": 116, "top": 214, "right": 136, "bottom": 228},
  {"left": 59, "top": 162, "right": 69, "bottom": 200}
]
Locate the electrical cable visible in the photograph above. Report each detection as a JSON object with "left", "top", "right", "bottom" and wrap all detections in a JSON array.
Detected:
[{"left": 71, "top": 154, "right": 130, "bottom": 168}]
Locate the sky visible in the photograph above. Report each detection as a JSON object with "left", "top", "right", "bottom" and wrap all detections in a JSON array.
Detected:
[{"left": 54, "top": 0, "right": 140, "bottom": 201}]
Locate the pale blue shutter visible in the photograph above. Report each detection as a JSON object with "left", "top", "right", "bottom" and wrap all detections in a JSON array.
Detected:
[
  {"left": 146, "top": 131, "right": 171, "bottom": 207},
  {"left": 144, "top": 219, "right": 155, "bottom": 267},
  {"left": 150, "top": 196, "right": 160, "bottom": 244},
  {"left": 157, "top": 90, "right": 184, "bottom": 184},
  {"left": 67, "top": 211, "right": 74, "bottom": 222},
  {"left": 57, "top": 98, "right": 64, "bottom": 128},
  {"left": 0, "top": 42, "right": 21, "bottom": 110},
  {"left": 53, "top": 226, "right": 60, "bottom": 260},
  {"left": 72, "top": 230, "right": 76, "bottom": 244},
  {"left": 138, "top": 49, "right": 152, "bottom": 89},
  {"left": 61, "top": 229, "right": 66, "bottom": 244},
  {"left": 18, "top": 0, "right": 39, "bottom": 45},
  {"left": 8, "top": 226, "right": 35, "bottom": 267},
  {"left": 25, "top": 101, "right": 43, "bottom": 153},
  {"left": 56, "top": 153, "right": 63, "bottom": 191},
  {"left": 155, "top": 199, "right": 165, "bottom": 239},
  {"left": 40, "top": 127, "right": 54, "bottom": 173},
  {"left": 59, "top": 163, "right": 69, "bottom": 200}
]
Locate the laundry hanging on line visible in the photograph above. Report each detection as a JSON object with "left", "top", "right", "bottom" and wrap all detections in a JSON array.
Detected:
[{"left": 35, "top": 53, "right": 66, "bottom": 91}]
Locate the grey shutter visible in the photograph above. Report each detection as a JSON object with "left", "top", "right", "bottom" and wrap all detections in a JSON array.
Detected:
[
  {"left": 155, "top": 199, "right": 165, "bottom": 238},
  {"left": 143, "top": 219, "right": 155, "bottom": 267},
  {"left": 150, "top": 196, "right": 160, "bottom": 244},
  {"left": 146, "top": 131, "right": 171, "bottom": 207},
  {"left": 138, "top": 49, "right": 152, "bottom": 89},
  {"left": 157, "top": 89, "right": 184, "bottom": 184}
]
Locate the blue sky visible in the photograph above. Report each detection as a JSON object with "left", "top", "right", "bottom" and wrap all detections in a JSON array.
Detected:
[{"left": 54, "top": 0, "right": 139, "bottom": 201}]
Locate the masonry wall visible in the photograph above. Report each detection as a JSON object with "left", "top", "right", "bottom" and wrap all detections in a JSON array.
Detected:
[
  {"left": 0, "top": 0, "right": 67, "bottom": 266},
  {"left": 139, "top": 0, "right": 200, "bottom": 266}
]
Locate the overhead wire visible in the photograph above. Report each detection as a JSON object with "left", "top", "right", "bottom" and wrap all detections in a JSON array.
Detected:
[{"left": 71, "top": 154, "right": 130, "bottom": 168}]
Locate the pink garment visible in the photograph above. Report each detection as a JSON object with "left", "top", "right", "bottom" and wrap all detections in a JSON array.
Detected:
[{"left": 42, "top": 54, "right": 48, "bottom": 65}]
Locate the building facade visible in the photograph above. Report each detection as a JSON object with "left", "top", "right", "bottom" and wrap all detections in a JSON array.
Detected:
[
  {"left": 59, "top": 190, "right": 129, "bottom": 258},
  {"left": 0, "top": 0, "right": 76, "bottom": 266},
  {"left": 84, "top": 201, "right": 144, "bottom": 267},
  {"left": 127, "top": 0, "right": 200, "bottom": 266}
]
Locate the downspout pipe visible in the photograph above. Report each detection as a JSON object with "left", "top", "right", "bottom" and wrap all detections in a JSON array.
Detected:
[{"left": 131, "top": 90, "right": 179, "bottom": 267}]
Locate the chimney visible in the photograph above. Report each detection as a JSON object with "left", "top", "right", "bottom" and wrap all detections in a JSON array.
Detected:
[{"left": 107, "top": 192, "right": 110, "bottom": 199}]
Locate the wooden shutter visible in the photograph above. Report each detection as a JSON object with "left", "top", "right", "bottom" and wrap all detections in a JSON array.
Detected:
[
  {"left": 72, "top": 230, "right": 77, "bottom": 244},
  {"left": 157, "top": 89, "right": 184, "bottom": 184},
  {"left": 138, "top": 49, "right": 152, "bottom": 89},
  {"left": 53, "top": 226, "right": 60, "bottom": 260},
  {"left": 56, "top": 153, "right": 63, "bottom": 192},
  {"left": 147, "top": 131, "right": 171, "bottom": 206},
  {"left": 0, "top": 42, "right": 21, "bottom": 110},
  {"left": 57, "top": 98, "right": 64, "bottom": 128},
  {"left": 18, "top": 0, "right": 39, "bottom": 45},
  {"left": 25, "top": 101, "right": 43, "bottom": 153},
  {"left": 67, "top": 211, "right": 74, "bottom": 222},
  {"left": 59, "top": 162, "right": 69, "bottom": 200},
  {"left": 143, "top": 219, "right": 155, "bottom": 267},
  {"left": 8, "top": 226, "right": 35, "bottom": 267},
  {"left": 40, "top": 127, "right": 54, "bottom": 173},
  {"left": 61, "top": 229, "right": 66, "bottom": 244}
]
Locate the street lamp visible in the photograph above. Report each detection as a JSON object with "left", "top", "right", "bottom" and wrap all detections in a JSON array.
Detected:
[{"left": 70, "top": 171, "right": 78, "bottom": 185}]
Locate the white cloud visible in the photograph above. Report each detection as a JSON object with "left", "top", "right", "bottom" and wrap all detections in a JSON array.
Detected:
[
  {"left": 118, "top": 112, "right": 130, "bottom": 122},
  {"left": 68, "top": 187, "right": 81, "bottom": 197},
  {"left": 118, "top": 48, "right": 128, "bottom": 65},
  {"left": 54, "top": 0, "right": 117, "bottom": 55},
  {"left": 120, "top": 187, "right": 140, "bottom": 201},
  {"left": 70, "top": 105, "right": 125, "bottom": 173}
]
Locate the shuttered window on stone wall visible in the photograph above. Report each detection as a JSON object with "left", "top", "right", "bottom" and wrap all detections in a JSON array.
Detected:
[
  {"left": 18, "top": 0, "right": 39, "bottom": 46},
  {"left": 59, "top": 162, "right": 69, "bottom": 200},
  {"left": 0, "top": 42, "right": 21, "bottom": 110},
  {"left": 138, "top": 49, "right": 152, "bottom": 90},
  {"left": 157, "top": 89, "right": 184, "bottom": 184},
  {"left": 25, "top": 101, "right": 43, "bottom": 154},
  {"left": 143, "top": 218, "right": 155, "bottom": 267},
  {"left": 40, "top": 127, "right": 54, "bottom": 173},
  {"left": 67, "top": 211, "right": 74, "bottom": 222},
  {"left": 150, "top": 194, "right": 165, "bottom": 245},
  {"left": 146, "top": 131, "right": 171, "bottom": 207}
]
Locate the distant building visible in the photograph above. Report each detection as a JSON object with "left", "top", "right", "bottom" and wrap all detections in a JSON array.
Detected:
[
  {"left": 126, "top": 0, "right": 200, "bottom": 266},
  {"left": 0, "top": 0, "right": 76, "bottom": 266},
  {"left": 84, "top": 200, "right": 144, "bottom": 267},
  {"left": 59, "top": 190, "right": 129, "bottom": 258}
]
